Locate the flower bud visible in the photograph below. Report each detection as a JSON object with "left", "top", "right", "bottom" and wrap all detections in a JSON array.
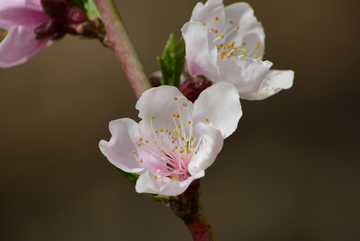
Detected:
[
  {"left": 41, "top": 0, "right": 70, "bottom": 19},
  {"left": 179, "top": 75, "right": 213, "bottom": 102}
]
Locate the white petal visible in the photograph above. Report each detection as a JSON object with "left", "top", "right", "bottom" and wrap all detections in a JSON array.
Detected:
[
  {"left": 218, "top": 57, "right": 272, "bottom": 93},
  {"left": 188, "top": 122, "right": 223, "bottom": 175},
  {"left": 136, "top": 85, "right": 193, "bottom": 145},
  {"left": 193, "top": 82, "right": 242, "bottom": 139},
  {"left": 135, "top": 170, "right": 205, "bottom": 196},
  {"left": 223, "top": 2, "right": 265, "bottom": 57},
  {"left": 181, "top": 22, "right": 220, "bottom": 81},
  {"left": 191, "top": 0, "right": 226, "bottom": 34},
  {"left": 241, "top": 69, "right": 294, "bottom": 100},
  {"left": 99, "top": 118, "right": 144, "bottom": 173}
]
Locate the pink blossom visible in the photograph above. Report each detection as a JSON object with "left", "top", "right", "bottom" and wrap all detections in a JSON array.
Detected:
[
  {"left": 0, "top": 0, "right": 51, "bottom": 67},
  {"left": 183, "top": 0, "right": 294, "bottom": 100},
  {"left": 99, "top": 82, "right": 242, "bottom": 196}
]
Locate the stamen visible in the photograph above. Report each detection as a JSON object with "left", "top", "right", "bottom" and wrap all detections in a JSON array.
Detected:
[
  {"left": 140, "top": 159, "right": 143, "bottom": 163},
  {"left": 174, "top": 97, "right": 178, "bottom": 101},
  {"left": 210, "top": 28, "right": 214, "bottom": 32},
  {"left": 215, "top": 17, "right": 219, "bottom": 21},
  {"left": 229, "top": 20, "right": 233, "bottom": 24},
  {"left": 205, "top": 118, "right": 209, "bottom": 122},
  {"left": 183, "top": 102, "right": 187, "bottom": 107},
  {"left": 202, "top": 23, "right": 206, "bottom": 26},
  {"left": 254, "top": 55, "right": 258, "bottom": 59},
  {"left": 215, "top": 30, "right": 218, "bottom": 34},
  {"left": 133, "top": 150, "right": 137, "bottom": 154},
  {"left": 242, "top": 42, "right": 246, "bottom": 46},
  {"left": 151, "top": 115, "right": 155, "bottom": 119},
  {"left": 261, "top": 51, "right": 265, "bottom": 55},
  {"left": 256, "top": 42, "right": 259, "bottom": 45},
  {"left": 254, "top": 46, "right": 259, "bottom": 49},
  {"left": 139, "top": 137, "right": 143, "bottom": 141},
  {"left": 137, "top": 142, "right": 141, "bottom": 146}
]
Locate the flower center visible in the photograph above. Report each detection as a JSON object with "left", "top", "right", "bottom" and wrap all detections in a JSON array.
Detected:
[
  {"left": 133, "top": 97, "right": 209, "bottom": 181},
  {"left": 201, "top": 17, "right": 265, "bottom": 62}
]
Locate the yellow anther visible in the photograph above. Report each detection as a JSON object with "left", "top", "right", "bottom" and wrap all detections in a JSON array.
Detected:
[
  {"left": 137, "top": 142, "right": 141, "bottom": 146},
  {"left": 215, "top": 30, "right": 218, "bottom": 34},
  {"left": 153, "top": 175, "right": 158, "bottom": 179},
  {"left": 172, "top": 149, "right": 175, "bottom": 152},
  {"left": 205, "top": 118, "right": 209, "bottom": 122},
  {"left": 261, "top": 51, "right": 265, "bottom": 55},
  {"left": 227, "top": 44, "right": 230, "bottom": 48},
  {"left": 154, "top": 140, "right": 157, "bottom": 143},
  {"left": 223, "top": 46, "right": 226, "bottom": 50},
  {"left": 231, "top": 41, "right": 235, "bottom": 47},
  {"left": 254, "top": 55, "right": 258, "bottom": 59},
  {"left": 187, "top": 149, "right": 191, "bottom": 153},
  {"left": 233, "top": 47, "right": 237, "bottom": 50},
  {"left": 177, "top": 124, "right": 181, "bottom": 128},
  {"left": 161, "top": 150, "right": 164, "bottom": 153},
  {"left": 202, "top": 23, "right": 206, "bottom": 26},
  {"left": 210, "top": 28, "right": 214, "bottom": 32},
  {"left": 183, "top": 102, "right": 187, "bottom": 107},
  {"left": 140, "top": 159, "right": 143, "bottom": 163},
  {"left": 168, "top": 132, "right": 172, "bottom": 135},
  {"left": 242, "top": 42, "right": 246, "bottom": 46},
  {"left": 145, "top": 140, "right": 149, "bottom": 143},
  {"left": 165, "top": 129, "right": 168, "bottom": 132},
  {"left": 155, "top": 130, "right": 158, "bottom": 133},
  {"left": 188, "top": 121, "right": 191, "bottom": 124},
  {"left": 229, "top": 20, "right": 233, "bottom": 24},
  {"left": 133, "top": 150, "right": 137, "bottom": 154},
  {"left": 256, "top": 42, "right": 259, "bottom": 45},
  {"left": 236, "top": 26, "right": 239, "bottom": 30},
  {"left": 180, "top": 150, "right": 184, "bottom": 153},
  {"left": 174, "top": 97, "right": 178, "bottom": 101},
  {"left": 176, "top": 114, "right": 180, "bottom": 118},
  {"left": 220, "top": 44, "right": 223, "bottom": 47},
  {"left": 181, "top": 157, "right": 184, "bottom": 160},
  {"left": 215, "top": 17, "right": 219, "bottom": 21},
  {"left": 190, "top": 135, "right": 194, "bottom": 141},
  {"left": 254, "top": 46, "right": 259, "bottom": 49},
  {"left": 220, "top": 34, "right": 224, "bottom": 38},
  {"left": 160, "top": 128, "right": 163, "bottom": 132},
  {"left": 172, "top": 113, "right": 175, "bottom": 117},
  {"left": 192, "top": 144, "right": 195, "bottom": 148},
  {"left": 139, "top": 137, "right": 143, "bottom": 141},
  {"left": 243, "top": 53, "right": 247, "bottom": 57},
  {"left": 151, "top": 115, "right": 154, "bottom": 119},
  {"left": 229, "top": 52, "right": 233, "bottom": 56}
]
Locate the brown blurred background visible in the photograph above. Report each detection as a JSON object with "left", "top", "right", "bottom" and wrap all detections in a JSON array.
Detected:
[{"left": 1, "top": 0, "right": 359, "bottom": 240}]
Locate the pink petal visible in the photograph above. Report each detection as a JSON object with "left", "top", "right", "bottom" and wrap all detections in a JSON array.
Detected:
[
  {"left": 181, "top": 22, "right": 220, "bottom": 81},
  {"left": 99, "top": 118, "right": 144, "bottom": 173},
  {"left": 193, "top": 82, "right": 242, "bottom": 139},
  {"left": 188, "top": 122, "right": 223, "bottom": 176},
  {"left": 135, "top": 170, "right": 204, "bottom": 196},
  {"left": 0, "top": 25, "right": 50, "bottom": 68},
  {"left": 0, "top": 1, "right": 48, "bottom": 29}
]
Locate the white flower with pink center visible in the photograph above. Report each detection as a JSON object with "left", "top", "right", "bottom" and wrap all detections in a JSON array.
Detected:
[
  {"left": 182, "top": 0, "right": 294, "bottom": 100},
  {"left": 0, "top": 0, "right": 52, "bottom": 67},
  {"left": 99, "top": 82, "right": 242, "bottom": 196}
]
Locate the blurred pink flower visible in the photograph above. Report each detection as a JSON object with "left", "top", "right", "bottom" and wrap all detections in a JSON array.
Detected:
[
  {"left": 99, "top": 82, "right": 242, "bottom": 196},
  {"left": 0, "top": 0, "right": 51, "bottom": 67}
]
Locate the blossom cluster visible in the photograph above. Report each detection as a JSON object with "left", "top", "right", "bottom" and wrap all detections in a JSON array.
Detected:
[
  {"left": 100, "top": 0, "right": 294, "bottom": 196},
  {"left": 0, "top": 0, "right": 294, "bottom": 196}
]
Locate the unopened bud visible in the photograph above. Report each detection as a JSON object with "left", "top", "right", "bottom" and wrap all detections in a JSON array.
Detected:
[{"left": 179, "top": 75, "right": 213, "bottom": 102}]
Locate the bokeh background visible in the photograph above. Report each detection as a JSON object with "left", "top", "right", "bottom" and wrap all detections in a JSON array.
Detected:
[{"left": 1, "top": 0, "right": 359, "bottom": 240}]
